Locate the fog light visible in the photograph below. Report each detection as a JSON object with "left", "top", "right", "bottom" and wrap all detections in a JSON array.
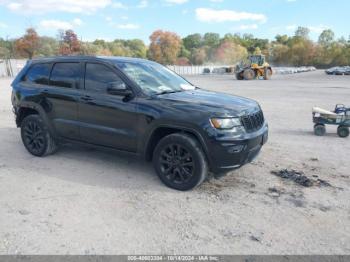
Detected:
[{"left": 227, "top": 145, "right": 244, "bottom": 154}]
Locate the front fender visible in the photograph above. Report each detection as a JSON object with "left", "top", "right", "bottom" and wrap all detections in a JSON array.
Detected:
[{"left": 141, "top": 121, "right": 213, "bottom": 167}]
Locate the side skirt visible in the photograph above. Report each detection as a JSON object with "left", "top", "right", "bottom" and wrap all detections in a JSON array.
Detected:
[{"left": 57, "top": 137, "right": 141, "bottom": 159}]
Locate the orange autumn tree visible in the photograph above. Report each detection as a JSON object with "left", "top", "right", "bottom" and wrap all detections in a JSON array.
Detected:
[
  {"left": 15, "top": 28, "right": 40, "bottom": 59},
  {"left": 58, "top": 29, "right": 81, "bottom": 55},
  {"left": 148, "top": 30, "right": 182, "bottom": 65}
]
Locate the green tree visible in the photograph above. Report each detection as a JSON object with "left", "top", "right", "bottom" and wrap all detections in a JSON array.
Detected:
[
  {"left": 81, "top": 42, "right": 99, "bottom": 55},
  {"left": 275, "top": 34, "right": 289, "bottom": 45},
  {"left": 270, "top": 43, "right": 290, "bottom": 66},
  {"left": 179, "top": 45, "right": 191, "bottom": 60},
  {"left": 318, "top": 29, "right": 335, "bottom": 47},
  {"left": 125, "top": 39, "right": 147, "bottom": 58},
  {"left": 0, "top": 38, "right": 13, "bottom": 57},
  {"left": 37, "top": 36, "right": 59, "bottom": 56},
  {"left": 203, "top": 32, "right": 220, "bottom": 47},
  {"left": 295, "top": 26, "right": 310, "bottom": 39},
  {"left": 0, "top": 46, "right": 10, "bottom": 58},
  {"left": 93, "top": 39, "right": 107, "bottom": 48},
  {"left": 289, "top": 40, "right": 315, "bottom": 66},
  {"left": 238, "top": 34, "right": 269, "bottom": 54},
  {"left": 0, "top": 38, "right": 12, "bottom": 58},
  {"left": 110, "top": 41, "right": 132, "bottom": 56},
  {"left": 191, "top": 47, "right": 207, "bottom": 65},
  {"left": 183, "top": 33, "right": 202, "bottom": 50},
  {"left": 222, "top": 33, "right": 241, "bottom": 45},
  {"left": 214, "top": 41, "right": 247, "bottom": 64}
]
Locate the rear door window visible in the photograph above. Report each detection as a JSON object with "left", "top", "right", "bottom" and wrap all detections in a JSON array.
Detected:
[
  {"left": 50, "top": 62, "right": 80, "bottom": 89},
  {"left": 23, "top": 63, "right": 51, "bottom": 85},
  {"left": 85, "top": 63, "right": 124, "bottom": 93}
]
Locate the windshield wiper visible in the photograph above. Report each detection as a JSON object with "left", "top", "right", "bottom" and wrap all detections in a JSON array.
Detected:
[{"left": 156, "top": 90, "right": 183, "bottom": 95}]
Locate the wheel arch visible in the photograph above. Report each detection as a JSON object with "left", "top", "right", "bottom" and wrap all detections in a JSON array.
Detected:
[
  {"left": 16, "top": 107, "right": 39, "bottom": 127},
  {"left": 144, "top": 125, "right": 211, "bottom": 164},
  {"left": 16, "top": 102, "right": 57, "bottom": 137}
]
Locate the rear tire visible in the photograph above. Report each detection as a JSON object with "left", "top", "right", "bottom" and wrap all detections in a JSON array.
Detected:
[
  {"left": 337, "top": 126, "right": 349, "bottom": 138},
  {"left": 314, "top": 124, "right": 326, "bottom": 136},
  {"left": 153, "top": 133, "right": 208, "bottom": 191},
  {"left": 236, "top": 73, "right": 244, "bottom": 80},
  {"left": 264, "top": 68, "right": 272, "bottom": 80},
  {"left": 21, "top": 115, "right": 58, "bottom": 157},
  {"left": 243, "top": 69, "right": 256, "bottom": 80}
]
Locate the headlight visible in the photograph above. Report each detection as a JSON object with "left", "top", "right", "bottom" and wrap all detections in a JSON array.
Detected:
[{"left": 210, "top": 117, "right": 241, "bottom": 129}]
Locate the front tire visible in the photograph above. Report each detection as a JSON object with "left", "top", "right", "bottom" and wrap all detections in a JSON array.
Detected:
[
  {"left": 337, "top": 126, "right": 349, "bottom": 138},
  {"left": 21, "top": 115, "right": 58, "bottom": 157},
  {"left": 243, "top": 69, "right": 256, "bottom": 80},
  {"left": 314, "top": 124, "right": 326, "bottom": 136},
  {"left": 153, "top": 133, "right": 208, "bottom": 191}
]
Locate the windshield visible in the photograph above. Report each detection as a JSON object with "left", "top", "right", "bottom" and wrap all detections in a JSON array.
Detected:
[
  {"left": 250, "top": 56, "right": 264, "bottom": 66},
  {"left": 115, "top": 61, "right": 195, "bottom": 95}
]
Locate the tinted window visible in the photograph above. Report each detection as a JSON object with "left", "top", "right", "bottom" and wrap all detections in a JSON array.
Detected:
[
  {"left": 85, "top": 63, "right": 124, "bottom": 92},
  {"left": 50, "top": 63, "right": 80, "bottom": 88},
  {"left": 24, "top": 63, "right": 51, "bottom": 85}
]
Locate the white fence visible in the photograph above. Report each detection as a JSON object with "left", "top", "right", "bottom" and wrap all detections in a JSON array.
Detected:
[
  {"left": 0, "top": 59, "right": 27, "bottom": 77},
  {"left": 167, "top": 65, "right": 233, "bottom": 75},
  {"left": 167, "top": 65, "right": 317, "bottom": 75}
]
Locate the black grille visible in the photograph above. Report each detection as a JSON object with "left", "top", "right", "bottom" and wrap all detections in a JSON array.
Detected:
[{"left": 241, "top": 110, "right": 265, "bottom": 133}]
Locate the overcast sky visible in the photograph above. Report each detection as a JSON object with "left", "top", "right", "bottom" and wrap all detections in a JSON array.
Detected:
[{"left": 0, "top": 0, "right": 348, "bottom": 42}]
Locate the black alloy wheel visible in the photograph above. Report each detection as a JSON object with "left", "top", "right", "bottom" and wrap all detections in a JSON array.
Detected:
[
  {"left": 159, "top": 143, "right": 195, "bottom": 185},
  {"left": 153, "top": 133, "right": 208, "bottom": 191},
  {"left": 21, "top": 115, "right": 57, "bottom": 157},
  {"left": 23, "top": 119, "right": 45, "bottom": 155}
]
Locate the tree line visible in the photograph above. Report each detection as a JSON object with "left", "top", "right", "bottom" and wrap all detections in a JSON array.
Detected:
[{"left": 0, "top": 27, "right": 349, "bottom": 68}]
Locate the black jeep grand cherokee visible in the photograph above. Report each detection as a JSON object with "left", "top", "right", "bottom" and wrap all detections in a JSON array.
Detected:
[{"left": 12, "top": 56, "right": 268, "bottom": 190}]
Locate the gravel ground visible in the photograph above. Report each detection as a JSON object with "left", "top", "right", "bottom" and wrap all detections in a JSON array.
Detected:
[{"left": 0, "top": 71, "right": 349, "bottom": 255}]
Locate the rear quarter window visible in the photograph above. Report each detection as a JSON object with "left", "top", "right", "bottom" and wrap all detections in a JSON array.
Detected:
[
  {"left": 50, "top": 62, "right": 80, "bottom": 89},
  {"left": 23, "top": 63, "right": 51, "bottom": 85}
]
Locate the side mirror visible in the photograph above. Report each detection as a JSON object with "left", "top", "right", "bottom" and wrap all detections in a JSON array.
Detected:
[{"left": 107, "top": 81, "right": 132, "bottom": 97}]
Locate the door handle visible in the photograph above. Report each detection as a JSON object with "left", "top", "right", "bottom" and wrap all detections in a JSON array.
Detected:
[{"left": 81, "top": 95, "right": 93, "bottom": 102}]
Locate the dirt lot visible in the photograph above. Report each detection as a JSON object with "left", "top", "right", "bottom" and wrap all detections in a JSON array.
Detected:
[{"left": 0, "top": 71, "right": 349, "bottom": 255}]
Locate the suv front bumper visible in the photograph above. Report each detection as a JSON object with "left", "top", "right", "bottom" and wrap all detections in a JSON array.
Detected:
[{"left": 207, "top": 123, "right": 268, "bottom": 174}]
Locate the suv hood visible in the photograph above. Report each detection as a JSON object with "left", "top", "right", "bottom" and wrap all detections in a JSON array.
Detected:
[{"left": 157, "top": 89, "right": 259, "bottom": 116}]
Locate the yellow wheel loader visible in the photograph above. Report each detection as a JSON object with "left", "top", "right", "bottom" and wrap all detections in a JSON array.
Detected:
[{"left": 235, "top": 55, "right": 272, "bottom": 80}]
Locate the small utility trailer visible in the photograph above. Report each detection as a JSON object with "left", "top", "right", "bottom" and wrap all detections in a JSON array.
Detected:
[{"left": 312, "top": 104, "right": 350, "bottom": 138}]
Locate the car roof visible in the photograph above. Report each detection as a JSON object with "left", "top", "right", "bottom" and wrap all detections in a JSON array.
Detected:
[{"left": 31, "top": 56, "right": 151, "bottom": 64}]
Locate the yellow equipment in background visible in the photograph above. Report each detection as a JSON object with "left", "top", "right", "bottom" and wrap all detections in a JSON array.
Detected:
[{"left": 235, "top": 55, "right": 272, "bottom": 80}]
